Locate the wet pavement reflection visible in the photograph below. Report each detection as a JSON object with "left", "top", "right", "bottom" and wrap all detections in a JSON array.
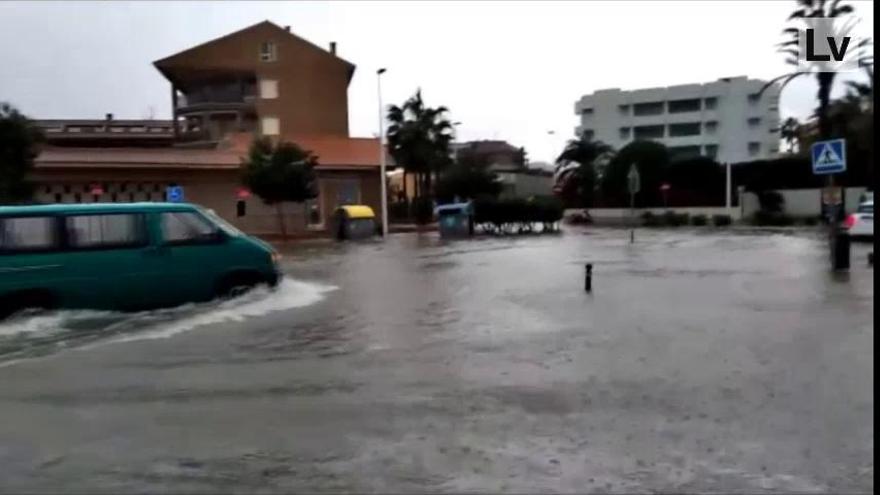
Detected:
[{"left": 0, "top": 228, "right": 873, "bottom": 493}]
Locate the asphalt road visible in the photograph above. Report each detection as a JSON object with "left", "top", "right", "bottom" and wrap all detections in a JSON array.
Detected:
[{"left": 0, "top": 228, "right": 873, "bottom": 493}]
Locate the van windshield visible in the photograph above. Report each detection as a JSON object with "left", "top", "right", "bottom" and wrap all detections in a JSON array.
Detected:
[{"left": 199, "top": 207, "right": 243, "bottom": 237}]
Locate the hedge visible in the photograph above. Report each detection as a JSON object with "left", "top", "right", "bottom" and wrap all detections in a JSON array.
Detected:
[{"left": 473, "top": 196, "right": 564, "bottom": 234}]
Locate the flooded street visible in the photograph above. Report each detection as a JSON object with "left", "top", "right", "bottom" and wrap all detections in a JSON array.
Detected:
[{"left": 0, "top": 228, "right": 873, "bottom": 493}]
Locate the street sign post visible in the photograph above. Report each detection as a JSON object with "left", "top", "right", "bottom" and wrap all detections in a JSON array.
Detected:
[
  {"left": 811, "top": 138, "right": 848, "bottom": 270},
  {"left": 627, "top": 164, "right": 640, "bottom": 244},
  {"left": 166, "top": 185, "right": 185, "bottom": 203}
]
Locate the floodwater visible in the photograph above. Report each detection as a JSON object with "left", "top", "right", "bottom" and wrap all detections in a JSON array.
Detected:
[{"left": 0, "top": 228, "right": 873, "bottom": 493}]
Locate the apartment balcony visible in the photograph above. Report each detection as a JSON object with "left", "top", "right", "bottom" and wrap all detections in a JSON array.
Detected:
[{"left": 176, "top": 93, "right": 257, "bottom": 115}]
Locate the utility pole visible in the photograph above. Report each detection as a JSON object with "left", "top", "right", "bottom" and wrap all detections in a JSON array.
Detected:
[{"left": 377, "top": 68, "right": 388, "bottom": 237}]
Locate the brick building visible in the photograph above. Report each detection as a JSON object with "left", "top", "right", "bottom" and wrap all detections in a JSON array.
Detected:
[{"left": 31, "top": 21, "right": 382, "bottom": 236}]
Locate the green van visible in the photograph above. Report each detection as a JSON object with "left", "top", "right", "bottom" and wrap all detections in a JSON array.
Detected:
[{"left": 0, "top": 203, "right": 281, "bottom": 318}]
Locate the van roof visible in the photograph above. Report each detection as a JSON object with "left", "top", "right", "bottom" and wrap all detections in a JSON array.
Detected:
[{"left": 0, "top": 202, "right": 200, "bottom": 216}]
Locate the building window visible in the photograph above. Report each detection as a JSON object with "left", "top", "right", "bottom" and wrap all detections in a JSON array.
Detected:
[
  {"left": 704, "top": 97, "right": 718, "bottom": 110},
  {"left": 581, "top": 129, "right": 595, "bottom": 140},
  {"left": 336, "top": 180, "right": 360, "bottom": 206},
  {"left": 260, "top": 79, "right": 278, "bottom": 99},
  {"left": 747, "top": 117, "right": 762, "bottom": 127},
  {"left": 65, "top": 214, "right": 147, "bottom": 249},
  {"left": 668, "top": 122, "right": 701, "bottom": 137},
  {"left": 259, "top": 41, "right": 277, "bottom": 62},
  {"left": 667, "top": 98, "right": 701, "bottom": 113},
  {"left": 704, "top": 121, "right": 718, "bottom": 134},
  {"left": 633, "top": 125, "right": 664, "bottom": 140},
  {"left": 0, "top": 216, "right": 57, "bottom": 253},
  {"left": 748, "top": 93, "right": 761, "bottom": 104},
  {"left": 618, "top": 104, "right": 630, "bottom": 115},
  {"left": 261, "top": 117, "right": 280, "bottom": 136},
  {"left": 619, "top": 127, "right": 631, "bottom": 140},
  {"left": 54, "top": 193, "right": 62, "bottom": 203},
  {"left": 581, "top": 108, "right": 594, "bottom": 116},
  {"left": 633, "top": 102, "right": 665, "bottom": 116},
  {"left": 704, "top": 144, "right": 719, "bottom": 159},
  {"left": 748, "top": 142, "right": 761, "bottom": 156}
]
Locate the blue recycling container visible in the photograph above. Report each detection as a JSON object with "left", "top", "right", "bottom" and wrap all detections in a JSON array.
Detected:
[{"left": 435, "top": 202, "right": 474, "bottom": 238}]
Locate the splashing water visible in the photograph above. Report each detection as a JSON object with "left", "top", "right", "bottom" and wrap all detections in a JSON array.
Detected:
[{"left": 0, "top": 278, "right": 336, "bottom": 363}]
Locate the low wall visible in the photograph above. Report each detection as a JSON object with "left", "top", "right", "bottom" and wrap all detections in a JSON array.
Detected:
[
  {"left": 569, "top": 206, "right": 741, "bottom": 225},
  {"left": 742, "top": 187, "right": 868, "bottom": 217}
]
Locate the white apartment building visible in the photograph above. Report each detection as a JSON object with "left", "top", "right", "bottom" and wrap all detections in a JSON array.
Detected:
[{"left": 574, "top": 76, "right": 781, "bottom": 164}]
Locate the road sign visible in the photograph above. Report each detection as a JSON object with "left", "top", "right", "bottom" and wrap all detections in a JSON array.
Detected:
[
  {"left": 811, "top": 139, "right": 846, "bottom": 175},
  {"left": 627, "top": 164, "right": 641, "bottom": 194},
  {"left": 166, "top": 185, "right": 185, "bottom": 203}
]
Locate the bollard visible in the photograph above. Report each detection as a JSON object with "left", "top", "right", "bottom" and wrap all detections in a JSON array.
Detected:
[{"left": 585, "top": 263, "right": 593, "bottom": 292}]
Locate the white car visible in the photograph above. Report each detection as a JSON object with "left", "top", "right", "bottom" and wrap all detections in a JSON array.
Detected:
[{"left": 844, "top": 200, "right": 873, "bottom": 239}]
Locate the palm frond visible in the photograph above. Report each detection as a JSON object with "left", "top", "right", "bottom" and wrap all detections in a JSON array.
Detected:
[{"left": 760, "top": 72, "right": 806, "bottom": 96}]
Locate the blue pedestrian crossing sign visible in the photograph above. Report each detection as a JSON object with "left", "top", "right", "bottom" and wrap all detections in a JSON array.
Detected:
[
  {"left": 166, "top": 185, "right": 185, "bottom": 203},
  {"left": 811, "top": 139, "right": 846, "bottom": 175}
]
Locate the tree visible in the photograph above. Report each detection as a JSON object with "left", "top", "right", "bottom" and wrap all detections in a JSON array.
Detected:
[
  {"left": 761, "top": 0, "right": 872, "bottom": 141},
  {"left": 241, "top": 137, "right": 318, "bottom": 239},
  {"left": 553, "top": 132, "right": 614, "bottom": 208},
  {"left": 434, "top": 164, "right": 502, "bottom": 205},
  {"left": 776, "top": 117, "right": 802, "bottom": 153},
  {"left": 601, "top": 140, "right": 668, "bottom": 207},
  {"left": 0, "top": 103, "right": 43, "bottom": 204},
  {"left": 664, "top": 156, "right": 725, "bottom": 206},
  {"left": 386, "top": 89, "right": 455, "bottom": 203}
]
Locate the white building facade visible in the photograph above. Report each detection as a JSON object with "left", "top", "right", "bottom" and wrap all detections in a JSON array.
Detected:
[{"left": 574, "top": 76, "right": 781, "bottom": 164}]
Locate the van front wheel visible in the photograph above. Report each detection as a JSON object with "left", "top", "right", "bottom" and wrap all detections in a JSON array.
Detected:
[{"left": 215, "top": 272, "right": 265, "bottom": 300}]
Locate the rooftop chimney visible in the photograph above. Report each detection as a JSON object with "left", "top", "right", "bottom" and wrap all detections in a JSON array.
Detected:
[
  {"left": 283, "top": 25, "right": 290, "bottom": 32},
  {"left": 330, "top": 41, "right": 336, "bottom": 55},
  {"left": 105, "top": 113, "right": 113, "bottom": 121}
]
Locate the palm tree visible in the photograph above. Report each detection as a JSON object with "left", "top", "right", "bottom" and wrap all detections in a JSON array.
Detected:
[
  {"left": 553, "top": 132, "right": 614, "bottom": 208},
  {"left": 762, "top": 0, "right": 872, "bottom": 141},
  {"left": 776, "top": 117, "right": 802, "bottom": 153},
  {"left": 386, "top": 90, "right": 455, "bottom": 200}
]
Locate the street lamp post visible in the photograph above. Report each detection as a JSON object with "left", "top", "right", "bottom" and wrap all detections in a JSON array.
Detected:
[{"left": 377, "top": 68, "right": 388, "bottom": 237}]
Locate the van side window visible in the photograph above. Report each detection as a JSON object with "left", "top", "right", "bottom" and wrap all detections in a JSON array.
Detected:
[
  {"left": 0, "top": 216, "right": 58, "bottom": 253},
  {"left": 161, "top": 212, "right": 218, "bottom": 244},
  {"left": 65, "top": 214, "right": 146, "bottom": 249}
]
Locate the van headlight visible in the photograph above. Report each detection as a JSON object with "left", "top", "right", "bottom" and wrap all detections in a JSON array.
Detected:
[{"left": 270, "top": 251, "right": 282, "bottom": 266}]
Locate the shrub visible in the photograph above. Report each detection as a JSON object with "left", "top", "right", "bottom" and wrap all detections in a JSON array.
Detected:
[
  {"left": 663, "top": 210, "right": 689, "bottom": 227},
  {"left": 641, "top": 211, "right": 662, "bottom": 227},
  {"left": 473, "top": 196, "right": 563, "bottom": 233},
  {"left": 712, "top": 214, "right": 733, "bottom": 227},
  {"left": 412, "top": 197, "right": 434, "bottom": 225},
  {"left": 757, "top": 190, "right": 785, "bottom": 213},
  {"left": 565, "top": 210, "right": 593, "bottom": 225},
  {"left": 389, "top": 201, "right": 410, "bottom": 221},
  {"left": 753, "top": 210, "right": 795, "bottom": 226},
  {"left": 691, "top": 214, "right": 708, "bottom": 226}
]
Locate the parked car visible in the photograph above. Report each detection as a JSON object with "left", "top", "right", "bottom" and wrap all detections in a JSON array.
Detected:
[
  {"left": 0, "top": 203, "right": 281, "bottom": 318},
  {"left": 844, "top": 200, "right": 873, "bottom": 240}
]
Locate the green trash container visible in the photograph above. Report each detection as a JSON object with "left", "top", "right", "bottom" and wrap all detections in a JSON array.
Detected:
[
  {"left": 435, "top": 202, "right": 474, "bottom": 238},
  {"left": 333, "top": 205, "right": 378, "bottom": 241}
]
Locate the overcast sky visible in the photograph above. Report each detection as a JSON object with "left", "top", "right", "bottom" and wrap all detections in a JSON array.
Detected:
[{"left": 0, "top": 0, "right": 874, "bottom": 164}]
